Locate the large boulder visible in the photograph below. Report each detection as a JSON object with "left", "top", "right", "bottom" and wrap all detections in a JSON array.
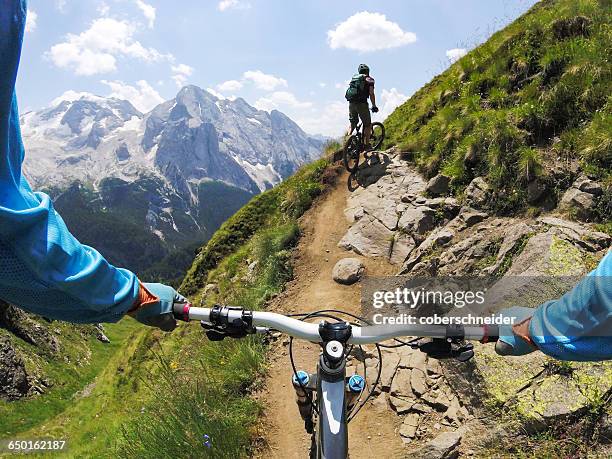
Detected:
[
  {"left": 426, "top": 174, "right": 451, "bottom": 196},
  {"left": 338, "top": 215, "right": 394, "bottom": 258},
  {"left": 559, "top": 187, "right": 596, "bottom": 221},
  {"left": 331, "top": 258, "right": 365, "bottom": 285},
  {"left": 558, "top": 175, "right": 603, "bottom": 221},
  {"left": 398, "top": 206, "right": 436, "bottom": 234}
]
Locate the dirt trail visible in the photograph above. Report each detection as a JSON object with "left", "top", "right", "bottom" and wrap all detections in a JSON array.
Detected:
[{"left": 255, "top": 172, "right": 405, "bottom": 458}]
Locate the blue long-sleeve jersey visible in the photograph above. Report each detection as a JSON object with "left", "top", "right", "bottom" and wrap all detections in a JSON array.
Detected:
[
  {"left": 529, "top": 250, "right": 611, "bottom": 360},
  {"left": 0, "top": 1, "right": 139, "bottom": 323}
]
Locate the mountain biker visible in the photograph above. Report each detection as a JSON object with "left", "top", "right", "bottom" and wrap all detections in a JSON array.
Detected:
[
  {"left": 0, "top": 1, "right": 183, "bottom": 332},
  {"left": 346, "top": 64, "right": 378, "bottom": 150},
  {"left": 496, "top": 250, "right": 611, "bottom": 361}
]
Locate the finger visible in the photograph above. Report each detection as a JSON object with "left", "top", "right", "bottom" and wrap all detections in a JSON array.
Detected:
[
  {"left": 495, "top": 340, "right": 514, "bottom": 355},
  {"left": 159, "top": 314, "right": 177, "bottom": 332}
]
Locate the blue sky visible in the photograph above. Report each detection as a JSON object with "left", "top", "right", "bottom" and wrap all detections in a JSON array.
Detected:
[{"left": 18, "top": 0, "right": 539, "bottom": 136}]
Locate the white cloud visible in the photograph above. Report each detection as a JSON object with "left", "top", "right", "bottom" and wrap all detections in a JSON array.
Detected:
[
  {"left": 101, "top": 79, "right": 164, "bottom": 112},
  {"left": 51, "top": 90, "right": 97, "bottom": 106},
  {"left": 328, "top": 11, "right": 416, "bottom": 52},
  {"left": 243, "top": 70, "right": 288, "bottom": 91},
  {"left": 254, "top": 91, "right": 312, "bottom": 112},
  {"left": 56, "top": 0, "right": 67, "bottom": 12},
  {"left": 206, "top": 87, "right": 226, "bottom": 99},
  {"left": 218, "top": 0, "right": 250, "bottom": 12},
  {"left": 217, "top": 79, "right": 243, "bottom": 92},
  {"left": 25, "top": 9, "right": 37, "bottom": 32},
  {"left": 171, "top": 63, "right": 194, "bottom": 88},
  {"left": 296, "top": 101, "right": 347, "bottom": 137},
  {"left": 319, "top": 82, "right": 327, "bottom": 88},
  {"left": 135, "top": 0, "right": 156, "bottom": 28},
  {"left": 446, "top": 48, "right": 467, "bottom": 63},
  {"left": 97, "top": 2, "right": 110, "bottom": 15},
  {"left": 48, "top": 18, "right": 172, "bottom": 76},
  {"left": 379, "top": 87, "right": 408, "bottom": 119}
]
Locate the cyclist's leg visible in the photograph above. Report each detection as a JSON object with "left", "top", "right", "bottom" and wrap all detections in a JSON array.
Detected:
[
  {"left": 348, "top": 102, "right": 359, "bottom": 135},
  {"left": 358, "top": 103, "right": 372, "bottom": 149}
]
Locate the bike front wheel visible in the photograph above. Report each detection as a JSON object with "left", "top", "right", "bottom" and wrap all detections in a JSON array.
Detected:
[
  {"left": 343, "top": 135, "right": 361, "bottom": 173},
  {"left": 369, "top": 122, "right": 385, "bottom": 151}
]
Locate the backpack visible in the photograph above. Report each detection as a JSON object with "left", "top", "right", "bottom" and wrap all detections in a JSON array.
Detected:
[{"left": 345, "top": 74, "right": 368, "bottom": 102}]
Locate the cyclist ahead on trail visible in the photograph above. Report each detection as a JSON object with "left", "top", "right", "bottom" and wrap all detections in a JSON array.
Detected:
[{"left": 346, "top": 64, "right": 379, "bottom": 150}]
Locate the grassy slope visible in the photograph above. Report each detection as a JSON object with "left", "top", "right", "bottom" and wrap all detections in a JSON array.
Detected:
[
  {"left": 384, "top": 0, "right": 610, "bottom": 218},
  {"left": 0, "top": 320, "right": 143, "bottom": 438},
  {"left": 0, "top": 156, "right": 332, "bottom": 459},
  {"left": 114, "top": 159, "right": 334, "bottom": 458}
]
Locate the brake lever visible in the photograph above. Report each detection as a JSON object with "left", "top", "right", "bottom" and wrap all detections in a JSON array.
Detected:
[
  {"left": 413, "top": 337, "right": 475, "bottom": 362},
  {"left": 200, "top": 320, "right": 252, "bottom": 341}
]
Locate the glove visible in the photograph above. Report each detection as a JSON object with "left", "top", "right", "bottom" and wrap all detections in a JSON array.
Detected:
[
  {"left": 495, "top": 306, "right": 538, "bottom": 356},
  {"left": 371, "top": 106, "right": 379, "bottom": 113},
  {"left": 128, "top": 282, "right": 186, "bottom": 332}
]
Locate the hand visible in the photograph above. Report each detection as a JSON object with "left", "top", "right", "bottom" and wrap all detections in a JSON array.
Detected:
[
  {"left": 495, "top": 306, "right": 538, "bottom": 356},
  {"left": 129, "top": 282, "right": 187, "bottom": 332},
  {"left": 371, "top": 106, "right": 379, "bottom": 113}
]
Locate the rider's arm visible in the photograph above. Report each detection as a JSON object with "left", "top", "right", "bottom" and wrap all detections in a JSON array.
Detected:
[
  {"left": 528, "top": 250, "right": 612, "bottom": 361},
  {"left": 369, "top": 86, "right": 377, "bottom": 108},
  {"left": 0, "top": 2, "right": 140, "bottom": 323}
]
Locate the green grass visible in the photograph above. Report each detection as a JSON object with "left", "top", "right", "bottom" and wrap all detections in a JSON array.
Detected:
[
  {"left": 114, "top": 158, "right": 333, "bottom": 458},
  {"left": 0, "top": 320, "right": 144, "bottom": 438},
  {"left": 384, "top": 0, "right": 611, "bottom": 215},
  {"left": 181, "top": 159, "right": 329, "bottom": 297}
]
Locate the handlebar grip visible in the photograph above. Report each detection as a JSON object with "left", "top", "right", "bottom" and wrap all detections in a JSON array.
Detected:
[
  {"left": 481, "top": 325, "right": 499, "bottom": 343},
  {"left": 173, "top": 302, "right": 192, "bottom": 321}
]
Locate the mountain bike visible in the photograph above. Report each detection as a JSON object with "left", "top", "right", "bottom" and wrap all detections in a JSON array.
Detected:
[
  {"left": 343, "top": 121, "right": 385, "bottom": 173},
  {"left": 174, "top": 304, "right": 499, "bottom": 459}
]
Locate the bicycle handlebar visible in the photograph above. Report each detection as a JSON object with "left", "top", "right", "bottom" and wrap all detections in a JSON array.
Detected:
[{"left": 174, "top": 304, "right": 498, "bottom": 345}]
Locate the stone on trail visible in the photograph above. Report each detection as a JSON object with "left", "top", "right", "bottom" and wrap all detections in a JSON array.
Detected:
[
  {"left": 389, "top": 395, "right": 416, "bottom": 414},
  {"left": 331, "top": 258, "right": 365, "bottom": 285},
  {"left": 411, "top": 368, "right": 428, "bottom": 396},
  {"left": 399, "top": 413, "right": 421, "bottom": 441},
  {"left": 380, "top": 352, "right": 401, "bottom": 391},
  {"left": 338, "top": 215, "right": 394, "bottom": 258},
  {"left": 390, "top": 368, "right": 413, "bottom": 397},
  {"left": 398, "top": 206, "right": 436, "bottom": 234},
  {"left": 389, "top": 232, "right": 416, "bottom": 265},
  {"left": 409, "top": 430, "right": 462, "bottom": 459}
]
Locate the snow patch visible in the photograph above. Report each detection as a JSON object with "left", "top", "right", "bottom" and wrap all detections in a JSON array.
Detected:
[{"left": 231, "top": 155, "right": 281, "bottom": 192}]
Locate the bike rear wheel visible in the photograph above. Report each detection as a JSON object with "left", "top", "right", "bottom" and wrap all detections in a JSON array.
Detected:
[
  {"left": 369, "top": 122, "right": 385, "bottom": 151},
  {"left": 343, "top": 135, "right": 361, "bottom": 173}
]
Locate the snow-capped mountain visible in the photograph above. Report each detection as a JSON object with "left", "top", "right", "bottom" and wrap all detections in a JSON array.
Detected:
[
  {"left": 19, "top": 86, "right": 324, "bottom": 276},
  {"left": 21, "top": 85, "right": 323, "bottom": 194}
]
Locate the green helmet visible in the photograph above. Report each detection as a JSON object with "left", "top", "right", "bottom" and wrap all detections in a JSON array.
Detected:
[{"left": 358, "top": 64, "right": 370, "bottom": 75}]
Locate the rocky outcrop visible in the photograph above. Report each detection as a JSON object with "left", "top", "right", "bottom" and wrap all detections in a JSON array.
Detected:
[
  {"left": 332, "top": 258, "right": 365, "bottom": 285},
  {"left": 426, "top": 174, "right": 451, "bottom": 196},
  {"left": 464, "top": 177, "right": 491, "bottom": 210},
  {"left": 339, "top": 149, "right": 612, "bottom": 455},
  {"left": 0, "top": 301, "right": 60, "bottom": 354},
  {"left": 0, "top": 338, "right": 30, "bottom": 400},
  {"left": 558, "top": 175, "right": 603, "bottom": 221}
]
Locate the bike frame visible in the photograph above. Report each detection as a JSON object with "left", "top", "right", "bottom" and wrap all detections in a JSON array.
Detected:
[{"left": 175, "top": 304, "right": 497, "bottom": 459}]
